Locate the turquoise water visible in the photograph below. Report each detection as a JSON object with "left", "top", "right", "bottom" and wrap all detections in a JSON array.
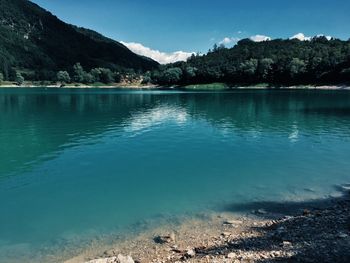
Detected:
[{"left": 1, "top": 89, "right": 350, "bottom": 262}]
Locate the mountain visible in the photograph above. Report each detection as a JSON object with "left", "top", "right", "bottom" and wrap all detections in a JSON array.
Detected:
[{"left": 0, "top": 0, "right": 158, "bottom": 80}]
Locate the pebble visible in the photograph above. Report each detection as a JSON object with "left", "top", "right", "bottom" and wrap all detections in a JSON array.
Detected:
[
  {"left": 256, "top": 209, "right": 267, "bottom": 215},
  {"left": 221, "top": 232, "right": 231, "bottom": 237},
  {"left": 224, "top": 219, "right": 242, "bottom": 226},
  {"left": 281, "top": 241, "right": 292, "bottom": 247},
  {"left": 186, "top": 249, "right": 196, "bottom": 258},
  {"left": 337, "top": 233, "right": 348, "bottom": 238}
]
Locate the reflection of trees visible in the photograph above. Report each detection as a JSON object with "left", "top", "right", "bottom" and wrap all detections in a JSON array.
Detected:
[
  {"left": 181, "top": 91, "right": 350, "bottom": 136},
  {"left": 0, "top": 92, "right": 160, "bottom": 176},
  {"left": 1, "top": 90, "right": 350, "bottom": 177}
]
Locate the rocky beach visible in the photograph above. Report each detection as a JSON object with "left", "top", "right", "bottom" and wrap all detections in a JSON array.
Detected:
[{"left": 65, "top": 186, "right": 350, "bottom": 263}]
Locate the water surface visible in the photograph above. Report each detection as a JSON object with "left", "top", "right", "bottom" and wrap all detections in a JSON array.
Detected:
[{"left": 1, "top": 88, "right": 350, "bottom": 262}]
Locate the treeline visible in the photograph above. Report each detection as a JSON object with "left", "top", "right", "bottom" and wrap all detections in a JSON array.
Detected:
[
  {"left": 146, "top": 37, "right": 350, "bottom": 86},
  {"left": 0, "top": 62, "right": 143, "bottom": 86},
  {"left": 56, "top": 64, "right": 119, "bottom": 85}
]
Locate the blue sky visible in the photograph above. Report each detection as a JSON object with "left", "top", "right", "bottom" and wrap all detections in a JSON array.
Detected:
[{"left": 32, "top": 0, "right": 350, "bottom": 63}]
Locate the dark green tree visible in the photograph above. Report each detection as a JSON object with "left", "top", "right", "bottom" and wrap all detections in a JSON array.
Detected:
[
  {"left": 83, "top": 72, "right": 95, "bottom": 84},
  {"left": 56, "top": 71, "right": 71, "bottom": 84},
  {"left": 15, "top": 72, "right": 24, "bottom": 86},
  {"left": 258, "top": 58, "right": 274, "bottom": 80},
  {"left": 99, "top": 68, "right": 114, "bottom": 83},
  {"left": 240, "top": 59, "right": 258, "bottom": 76},
  {"left": 288, "top": 58, "right": 306, "bottom": 78},
  {"left": 73, "top": 63, "right": 86, "bottom": 83},
  {"left": 161, "top": 67, "right": 183, "bottom": 84},
  {"left": 90, "top": 68, "right": 102, "bottom": 82}
]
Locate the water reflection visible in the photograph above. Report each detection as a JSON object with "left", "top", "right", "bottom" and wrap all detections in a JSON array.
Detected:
[{"left": 1, "top": 89, "right": 350, "bottom": 178}]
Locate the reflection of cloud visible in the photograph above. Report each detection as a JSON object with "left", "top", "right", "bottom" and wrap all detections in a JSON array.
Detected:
[
  {"left": 125, "top": 106, "right": 188, "bottom": 134},
  {"left": 289, "top": 124, "right": 299, "bottom": 142}
]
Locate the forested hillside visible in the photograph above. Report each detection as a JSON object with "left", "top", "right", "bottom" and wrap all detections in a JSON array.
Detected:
[
  {"left": 149, "top": 37, "right": 350, "bottom": 86},
  {"left": 0, "top": 0, "right": 158, "bottom": 81}
]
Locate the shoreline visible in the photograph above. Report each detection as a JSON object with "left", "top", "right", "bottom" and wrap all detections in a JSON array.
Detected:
[
  {"left": 64, "top": 187, "right": 350, "bottom": 263},
  {"left": 0, "top": 83, "right": 350, "bottom": 91}
]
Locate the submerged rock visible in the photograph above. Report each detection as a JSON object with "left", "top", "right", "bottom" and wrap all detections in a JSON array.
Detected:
[
  {"left": 255, "top": 209, "right": 267, "bottom": 215},
  {"left": 223, "top": 219, "right": 242, "bottom": 226},
  {"left": 154, "top": 232, "right": 176, "bottom": 244}
]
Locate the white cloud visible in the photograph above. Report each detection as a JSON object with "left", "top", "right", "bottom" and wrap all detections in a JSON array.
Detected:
[
  {"left": 250, "top": 35, "right": 271, "bottom": 42},
  {"left": 316, "top": 34, "right": 332, "bottom": 40},
  {"left": 219, "top": 37, "right": 240, "bottom": 45},
  {"left": 290, "top": 33, "right": 312, "bottom": 41},
  {"left": 290, "top": 33, "right": 332, "bottom": 41},
  {"left": 121, "top": 41, "right": 194, "bottom": 64}
]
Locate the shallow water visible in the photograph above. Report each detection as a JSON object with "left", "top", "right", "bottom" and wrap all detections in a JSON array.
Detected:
[{"left": 1, "top": 88, "right": 350, "bottom": 262}]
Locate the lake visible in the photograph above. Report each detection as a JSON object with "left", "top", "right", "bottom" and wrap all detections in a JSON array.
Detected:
[{"left": 1, "top": 88, "right": 350, "bottom": 262}]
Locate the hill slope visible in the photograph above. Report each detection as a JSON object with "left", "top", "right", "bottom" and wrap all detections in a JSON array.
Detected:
[
  {"left": 150, "top": 38, "right": 350, "bottom": 86},
  {"left": 0, "top": 0, "right": 158, "bottom": 80}
]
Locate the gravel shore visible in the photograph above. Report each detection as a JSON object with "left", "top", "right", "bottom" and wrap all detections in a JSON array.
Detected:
[{"left": 65, "top": 187, "right": 350, "bottom": 263}]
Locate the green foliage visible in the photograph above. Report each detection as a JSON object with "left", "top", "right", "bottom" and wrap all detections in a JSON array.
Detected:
[
  {"left": 258, "top": 58, "right": 274, "bottom": 80},
  {"left": 99, "top": 68, "right": 114, "bottom": 84},
  {"left": 141, "top": 72, "right": 152, "bottom": 84},
  {"left": 288, "top": 58, "right": 306, "bottom": 78},
  {"left": 160, "top": 67, "right": 183, "bottom": 84},
  {"left": 90, "top": 68, "right": 102, "bottom": 82},
  {"left": 114, "top": 72, "right": 122, "bottom": 83},
  {"left": 56, "top": 71, "right": 71, "bottom": 84},
  {"left": 83, "top": 72, "right": 95, "bottom": 84},
  {"left": 15, "top": 72, "right": 24, "bottom": 85},
  {"left": 150, "top": 37, "right": 350, "bottom": 86},
  {"left": 0, "top": 72, "right": 3, "bottom": 83},
  {"left": 73, "top": 63, "right": 85, "bottom": 83},
  {"left": 184, "top": 66, "right": 197, "bottom": 81},
  {"left": 240, "top": 59, "right": 258, "bottom": 76}
]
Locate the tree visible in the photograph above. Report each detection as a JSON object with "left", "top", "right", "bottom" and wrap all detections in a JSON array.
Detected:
[
  {"left": 56, "top": 71, "right": 71, "bottom": 85},
  {"left": 15, "top": 72, "right": 24, "bottom": 86},
  {"left": 90, "top": 68, "right": 102, "bottom": 82},
  {"left": 240, "top": 59, "right": 258, "bottom": 76},
  {"left": 99, "top": 68, "right": 114, "bottom": 83},
  {"left": 73, "top": 63, "right": 85, "bottom": 83},
  {"left": 161, "top": 67, "right": 183, "bottom": 84},
  {"left": 258, "top": 58, "right": 274, "bottom": 80},
  {"left": 185, "top": 67, "right": 197, "bottom": 78},
  {"left": 83, "top": 72, "right": 95, "bottom": 84},
  {"left": 114, "top": 72, "right": 122, "bottom": 83},
  {"left": 0, "top": 73, "right": 3, "bottom": 84},
  {"left": 288, "top": 58, "right": 306, "bottom": 78},
  {"left": 141, "top": 75, "right": 152, "bottom": 84}
]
